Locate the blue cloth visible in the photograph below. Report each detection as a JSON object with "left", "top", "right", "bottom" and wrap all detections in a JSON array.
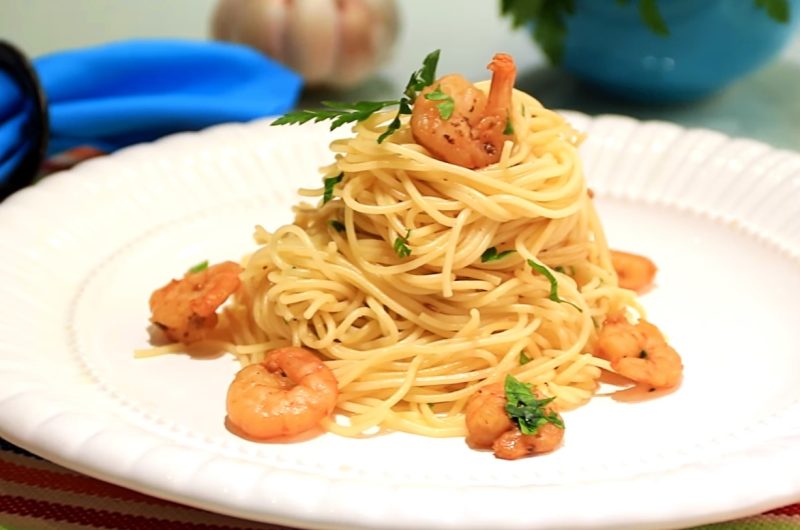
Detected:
[{"left": 0, "top": 39, "right": 303, "bottom": 195}]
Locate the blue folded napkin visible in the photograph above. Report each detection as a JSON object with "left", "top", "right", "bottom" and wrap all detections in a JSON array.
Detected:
[{"left": 0, "top": 39, "right": 303, "bottom": 199}]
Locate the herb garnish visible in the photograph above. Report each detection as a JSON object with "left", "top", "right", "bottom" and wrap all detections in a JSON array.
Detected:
[
  {"left": 519, "top": 351, "right": 531, "bottom": 365},
  {"left": 481, "top": 247, "right": 516, "bottom": 263},
  {"left": 187, "top": 260, "right": 209, "bottom": 274},
  {"left": 424, "top": 85, "right": 455, "bottom": 120},
  {"left": 504, "top": 374, "right": 564, "bottom": 435},
  {"left": 393, "top": 229, "right": 412, "bottom": 258},
  {"left": 323, "top": 173, "right": 343, "bottom": 204},
  {"left": 503, "top": 117, "right": 514, "bottom": 135},
  {"left": 272, "top": 50, "right": 440, "bottom": 144},
  {"left": 328, "top": 220, "right": 346, "bottom": 232},
  {"left": 378, "top": 49, "right": 441, "bottom": 143},
  {"left": 271, "top": 99, "right": 399, "bottom": 130},
  {"left": 527, "top": 259, "right": 581, "bottom": 311}
]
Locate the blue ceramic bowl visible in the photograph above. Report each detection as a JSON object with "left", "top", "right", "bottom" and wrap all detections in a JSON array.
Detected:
[{"left": 557, "top": 0, "right": 800, "bottom": 102}]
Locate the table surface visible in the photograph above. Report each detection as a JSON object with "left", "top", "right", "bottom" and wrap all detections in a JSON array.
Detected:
[{"left": 1, "top": 2, "right": 799, "bottom": 529}]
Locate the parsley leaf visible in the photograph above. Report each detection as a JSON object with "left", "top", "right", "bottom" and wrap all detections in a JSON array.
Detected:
[
  {"left": 519, "top": 351, "right": 532, "bottom": 365},
  {"left": 424, "top": 85, "right": 455, "bottom": 120},
  {"left": 504, "top": 374, "right": 564, "bottom": 434},
  {"left": 527, "top": 259, "right": 582, "bottom": 311},
  {"left": 379, "top": 50, "right": 441, "bottom": 143},
  {"left": 481, "top": 247, "right": 516, "bottom": 263},
  {"left": 187, "top": 260, "right": 209, "bottom": 274},
  {"left": 272, "top": 100, "right": 400, "bottom": 130},
  {"left": 328, "top": 220, "right": 346, "bottom": 232},
  {"left": 756, "top": 0, "right": 790, "bottom": 23},
  {"left": 500, "top": 0, "right": 574, "bottom": 63},
  {"left": 323, "top": 173, "right": 343, "bottom": 204},
  {"left": 393, "top": 229, "right": 412, "bottom": 258},
  {"left": 638, "top": 0, "right": 669, "bottom": 36}
]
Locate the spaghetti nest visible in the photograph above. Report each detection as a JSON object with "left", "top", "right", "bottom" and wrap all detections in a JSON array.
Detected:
[{"left": 221, "top": 86, "right": 639, "bottom": 438}]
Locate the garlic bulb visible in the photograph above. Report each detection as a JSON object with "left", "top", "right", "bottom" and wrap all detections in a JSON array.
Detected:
[{"left": 211, "top": 0, "right": 399, "bottom": 88}]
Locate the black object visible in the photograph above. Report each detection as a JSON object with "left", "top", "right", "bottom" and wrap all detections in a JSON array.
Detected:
[{"left": 0, "top": 40, "right": 49, "bottom": 201}]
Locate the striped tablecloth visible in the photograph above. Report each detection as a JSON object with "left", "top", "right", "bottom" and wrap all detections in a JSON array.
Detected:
[{"left": 1, "top": 438, "right": 798, "bottom": 530}]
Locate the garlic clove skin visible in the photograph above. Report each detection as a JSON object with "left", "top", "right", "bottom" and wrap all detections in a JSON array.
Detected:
[
  {"left": 211, "top": 0, "right": 399, "bottom": 89},
  {"left": 284, "top": 0, "right": 339, "bottom": 85}
]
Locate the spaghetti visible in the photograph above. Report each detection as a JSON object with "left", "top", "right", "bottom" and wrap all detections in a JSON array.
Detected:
[{"left": 215, "top": 83, "right": 640, "bottom": 438}]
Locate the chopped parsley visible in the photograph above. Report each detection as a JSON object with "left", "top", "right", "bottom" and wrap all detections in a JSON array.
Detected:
[
  {"left": 323, "top": 173, "right": 343, "bottom": 204},
  {"left": 481, "top": 246, "right": 516, "bottom": 263},
  {"left": 328, "top": 220, "right": 346, "bottom": 232},
  {"left": 424, "top": 85, "right": 455, "bottom": 120},
  {"left": 393, "top": 229, "right": 412, "bottom": 258},
  {"left": 527, "top": 259, "right": 582, "bottom": 311},
  {"left": 504, "top": 374, "right": 564, "bottom": 434},
  {"left": 187, "top": 260, "right": 209, "bottom": 274},
  {"left": 503, "top": 116, "right": 514, "bottom": 135},
  {"left": 519, "top": 351, "right": 531, "bottom": 365}
]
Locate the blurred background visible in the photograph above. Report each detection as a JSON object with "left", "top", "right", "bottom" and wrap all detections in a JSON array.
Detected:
[{"left": 0, "top": 0, "right": 800, "bottom": 150}]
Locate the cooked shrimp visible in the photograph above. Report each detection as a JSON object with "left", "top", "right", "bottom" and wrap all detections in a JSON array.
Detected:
[
  {"left": 411, "top": 53, "right": 516, "bottom": 169},
  {"left": 611, "top": 250, "right": 657, "bottom": 293},
  {"left": 149, "top": 261, "right": 242, "bottom": 343},
  {"left": 492, "top": 422, "right": 564, "bottom": 460},
  {"left": 464, "top": 383, "right": 513, "bottom": 449},
  {"left": 464, "top": 382, "right": 564, "bottom": 459},
  {"left": 225, "top": 347, "right": 339, "bottom": 439},
  {"left": 593, "top": 313, "right": 683, "bottom": 388}
]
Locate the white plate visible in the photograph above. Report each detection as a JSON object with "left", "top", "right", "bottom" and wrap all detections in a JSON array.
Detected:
[{"left": 1, "top": 113, "right": 799, "bottom": 530}]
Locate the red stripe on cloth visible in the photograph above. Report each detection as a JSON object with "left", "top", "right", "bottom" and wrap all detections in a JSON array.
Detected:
[
  {"left": 0, "top": 459, "right": 175, "bottom": 507},
  {"left": 0, "top": 495, "right": 263, "bottom": 530},
  {"left": 766, "top": 503, "right": 800, "bottom": 516}
]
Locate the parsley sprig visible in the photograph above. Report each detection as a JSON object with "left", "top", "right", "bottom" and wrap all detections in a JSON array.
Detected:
[
  {"left": 527, "top": 259, "right": 581, "bottom": 311},
  {"left": 272, "top": 50, "right": 441, "bottom": 143},
  {"left": 378, "top": 49, "right": 441, "bottom": 143},
  {"left": 504, "top": 375, "right": 564, "bottom": 435},
  {"left": 501, "top": 0, "right": 790, "bottom": 63},
  {"left": 272, "top": 100, "right": 399, "bottom": 130}
]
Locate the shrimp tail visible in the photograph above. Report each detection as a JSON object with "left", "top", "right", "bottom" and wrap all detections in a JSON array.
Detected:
[{"left": 485, "top": 53, "right": 516, "bottom": 115}]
